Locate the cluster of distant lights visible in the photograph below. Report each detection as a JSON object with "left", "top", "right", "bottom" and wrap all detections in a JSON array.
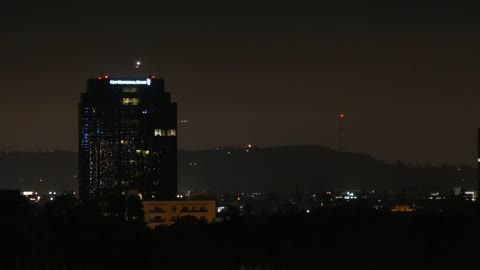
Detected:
[
  {"left": 22, "top": 191, "right": 75, "bottom": 202},
  {"left": 335, "top": 192, "right": 358, "bottom": 200},
  {"left": 465, "top": 191, "right": 476, "bottom": 202},
  {"left": 421, "top": 191, "right": 477, "bottom": 202},
  {"left": 23, "top": 191, "right": 59, "bottom": 196},
  {"left": 216, "top": 144, "right": 255, "bottom": 155},
  {"left": 22, "top": 191, "right": 57, "bottom": 202},
  {"left": 216, "top": 192, "right": 265, "bottom": 202}
]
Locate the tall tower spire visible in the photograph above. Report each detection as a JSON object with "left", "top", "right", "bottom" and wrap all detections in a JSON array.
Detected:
[{"left": 339, "top": 113, "right": 345, "bottom": 152}]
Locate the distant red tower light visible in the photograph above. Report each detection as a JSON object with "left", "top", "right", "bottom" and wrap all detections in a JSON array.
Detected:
[
  {"left": 104, "top": 75, "right": 109, "bottom": 79},
  {"left": 98, "top": 76, "right": 102, "bottom": 80},
  {"left": 340, "top": 114, "right": 344, "bottom": 118}
]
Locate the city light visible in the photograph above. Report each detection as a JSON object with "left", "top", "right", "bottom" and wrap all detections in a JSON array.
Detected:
[{"left": 109, "top": 79, "right": 151, "bottom": 86}]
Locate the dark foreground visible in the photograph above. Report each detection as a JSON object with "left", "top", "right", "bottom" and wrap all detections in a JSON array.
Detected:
[{"left": 2, "top": 198, "right": 479, "bottom": 270}]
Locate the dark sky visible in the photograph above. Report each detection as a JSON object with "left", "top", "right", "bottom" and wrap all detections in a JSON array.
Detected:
[{"left": 1, "top": 2, "right": 479, "bottom": 164}]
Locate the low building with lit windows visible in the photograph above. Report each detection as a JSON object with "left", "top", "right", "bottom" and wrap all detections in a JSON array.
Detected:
[
  {"left": 391, "top": 204, "right": 415, "bottom": 212},
  {"left": 143, "top": 200, "right": 216, "bottom": 228},
  {"left": 79, "top": 76, "right": 177, "bottom": 201}
]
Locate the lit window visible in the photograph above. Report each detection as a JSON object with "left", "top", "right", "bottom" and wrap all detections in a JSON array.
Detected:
[
  {"left": 135, "top": 149, "right": 150, "bottom": 155},
  {"left": 122, "top": 98, "right": 140, "bottom": 105},
  {"left": 154, "top": 129, "right": 166, "bottom": 136},
  {"left": 122, "top": 87, "right": 138, "bottom": 93},
  {"left": 167, "top": 129, "right": 176, "bottom": 136}
]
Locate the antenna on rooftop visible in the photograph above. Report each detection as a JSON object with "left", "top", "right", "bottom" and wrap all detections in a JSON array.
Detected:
[
  {"left": 134, "top": 60, "right": 141, "bottom": 70},
  {"left": 339, "top": 113, "right": 345, "bottom": 152}
]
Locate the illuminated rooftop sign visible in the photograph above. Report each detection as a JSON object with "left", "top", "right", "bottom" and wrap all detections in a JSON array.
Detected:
[{"left": 110, "top": 78, "right": 151, "bottom": 86}]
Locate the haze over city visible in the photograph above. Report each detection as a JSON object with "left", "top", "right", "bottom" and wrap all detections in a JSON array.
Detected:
[{"left": 1, "top": 2, "right": 479, "bottom": 164}]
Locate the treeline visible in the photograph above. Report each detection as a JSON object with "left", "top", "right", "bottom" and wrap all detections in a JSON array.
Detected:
[{"left": 2, "top": 195, "right": 480, "bottom": 269}]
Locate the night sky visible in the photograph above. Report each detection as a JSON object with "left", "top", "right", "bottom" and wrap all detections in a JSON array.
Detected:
[{"left": 1, "top": 2, "right": 478, "bottom": 164}]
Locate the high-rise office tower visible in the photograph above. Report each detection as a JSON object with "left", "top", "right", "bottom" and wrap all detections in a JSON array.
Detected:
[{"left": 79, "top": 76, "right": 177, "bottom": 201}]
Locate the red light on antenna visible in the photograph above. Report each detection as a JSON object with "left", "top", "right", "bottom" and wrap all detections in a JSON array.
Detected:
[
  {"left": 98, "top": 76, "right": 102, "bottom": 80},
  {"left": 152, "top": 75, "right": 155, "bottom": 78},
  {"left": 104, "top": 75, "right": 109, "bottom": 79},
  {"left": 340, "top": 114, "right": 344, "bottom": 118}
]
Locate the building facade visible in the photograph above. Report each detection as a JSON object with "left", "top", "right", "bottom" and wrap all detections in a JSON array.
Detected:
[
  {"left": 143, "top": 200, "right": 216, "bottom": 228},
  {"left": 79, "top": 77, "right": 177, "bottom": 201}
]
